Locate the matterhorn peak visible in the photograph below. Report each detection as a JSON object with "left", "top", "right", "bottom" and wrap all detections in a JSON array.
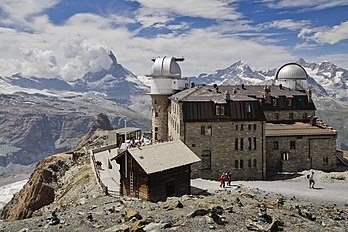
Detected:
[{"left": 109, "top": 50, "right": 118, "bottom": 66}]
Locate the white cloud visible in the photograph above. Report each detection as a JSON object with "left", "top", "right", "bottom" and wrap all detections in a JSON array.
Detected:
[
  {"left": 299, "top": 21, "right": 348, "bottom": 45},
  {"left": 259, "top": 19, "right": 311, "bottom": 31},
  {"left": 263, "top": 0, "right": 348, "bottom": 10}
]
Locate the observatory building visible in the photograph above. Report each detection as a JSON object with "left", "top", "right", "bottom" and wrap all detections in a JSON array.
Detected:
[{"left": 148, "top": 58, "right": 341, "bottom": 180}]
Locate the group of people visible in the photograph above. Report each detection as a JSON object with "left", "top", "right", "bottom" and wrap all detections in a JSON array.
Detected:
[
  {"left": 219, "top": 171, "right": 232, "bottom": 188},
  {"left": 218, "top": 170, "right": 316, "bottom": 189}
]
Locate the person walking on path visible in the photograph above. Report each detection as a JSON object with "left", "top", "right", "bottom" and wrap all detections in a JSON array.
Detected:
[
  {"left": 227, "top": 171, "right": 232, "bottom": 186},
  {"left": 308, "top": 171, "right": 315, "bottom": 189},
  {"left": 219, "top": 173, "right": 225, "bottom": 188}
]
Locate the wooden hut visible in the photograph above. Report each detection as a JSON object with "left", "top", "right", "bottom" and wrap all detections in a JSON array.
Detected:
[{"left": 114, "top": 140, "right": 200, "bottom": 202}]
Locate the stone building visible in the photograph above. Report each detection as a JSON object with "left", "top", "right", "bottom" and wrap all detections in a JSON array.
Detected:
[{"left": 147, "top": 58, "right": 339, "bottom": 180}]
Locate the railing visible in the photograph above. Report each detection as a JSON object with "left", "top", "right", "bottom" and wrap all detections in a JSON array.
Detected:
[{"left": 90, "top": 150, "right": 109, "bottom": 195}]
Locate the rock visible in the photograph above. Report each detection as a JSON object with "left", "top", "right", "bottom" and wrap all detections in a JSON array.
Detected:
[
  {"left": 105, "top": 224, "right": 130, "bottom": 232},
  {"left": 187, "top": 209, "right": 210, "bottom": 218},
  {"left": 18, "top": 228, "right": 29, "bottom": 232},
  {"left": 130, "top": 220, "right": 148, "bottom": 232},
  {"left": 125, "top": 208, "right": 143, "bottom": 221},
  {"left": 176, "top": 201, "right": 184, "bottom": 208},
  {"left": 296, "top": 205, "right": 316, "bottom": 221}
]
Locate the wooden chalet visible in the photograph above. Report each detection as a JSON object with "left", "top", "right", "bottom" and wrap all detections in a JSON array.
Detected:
[{"left": 114, "top": 140, "right": 200, "bottom": 202}]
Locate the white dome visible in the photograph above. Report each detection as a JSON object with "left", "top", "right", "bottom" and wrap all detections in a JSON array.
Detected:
[
  {"left": 275, "top": 63, "right": 307, "bottom": 80},
  {"left": 151, "top": 57, "right": 182, "bottom": 78}
]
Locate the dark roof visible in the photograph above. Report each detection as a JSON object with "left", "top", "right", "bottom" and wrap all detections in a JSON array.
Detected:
[{"left": 171, "top": 85, "right": 308, "bottom": 102}]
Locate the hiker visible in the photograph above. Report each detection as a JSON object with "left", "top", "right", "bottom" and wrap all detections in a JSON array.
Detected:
[
  {"left": 308, "top": 171, "right": 315, "bottom": 189},
  {"left": 227, "top": 171, "right": 232, "bottom": 186},
  {"left": 219, "top": 173, "right": 225, "bottom": 188}
]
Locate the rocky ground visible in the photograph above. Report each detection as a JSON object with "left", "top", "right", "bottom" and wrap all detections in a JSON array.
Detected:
[{"left": 0, "top": 154, "right": 347, "bottom": 232}]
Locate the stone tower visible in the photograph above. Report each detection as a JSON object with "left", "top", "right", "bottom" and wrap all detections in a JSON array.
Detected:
[{"left": 147, "top": 57, "right": 186, "bottom": 142}]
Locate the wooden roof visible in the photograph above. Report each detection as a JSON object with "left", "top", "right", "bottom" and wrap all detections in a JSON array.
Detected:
[
  {"left": 266, "top": 122, "right": 337, "bottom": 137},
  {"left": 116, "top": 140, "right": 200, "bottom": 174}
]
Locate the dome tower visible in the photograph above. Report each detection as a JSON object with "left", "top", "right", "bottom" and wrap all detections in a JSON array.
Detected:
[
  {"left": 275, "top": 63, "right": 308, "bottom": 91},
  {"left": 147, "top": 57, "right": 187, "bottom": 142}
]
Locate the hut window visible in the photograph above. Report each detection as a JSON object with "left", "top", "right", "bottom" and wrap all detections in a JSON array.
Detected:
[
  {"left": 154, "top": 100, "right": 157, "bottom": 104},
  {"left": 241, "top": 124, "right": 244, "bottom": 131},
  {"left": 273, "top": 141, "right": 279, "bottom": 150},
  {"left": 155, "top": 112, "right": 158, "bottom": 117},
  {"left": 248, "top": 137, "right": 252, "bottom": 150},
  {"left": 235, "top": 138, "right": 238, "bottom": 151},
  {"left": 248, "top": 124, "right": 251, "bottom": 130},
  {"left": 254, "top": 124, "right": 257, "bottom": 130},
  {"left": 201, "top": 125, "right": 212, "bottom": 136},
  {"left": 201, "top": 150, "right": 211, "bottom": 170},
  {"left": 290, "top": 141, "right": 296, "bottom": 149},
  {"left": 235, "top": 124, "right": 238, "bottom": 130},
  {"left": 206, "top": 125, "right": 212, "bottom": 135},
  {"left": 254, "top": 137, "right": 257, "bottom": 150},
  {"left": 240, "top": 160, "right": 244, "bottom": 169},
  {"left": 240, "top": 138, "right": 244, "bottom": 151},
  {"left": 215, "top": 104, "right": 225, "bottom": 116}
]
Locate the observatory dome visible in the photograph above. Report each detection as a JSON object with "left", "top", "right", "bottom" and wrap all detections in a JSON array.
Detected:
[
  {"left": 275, "top": 63, "right": 307, "bottom": 80},
  {"left": 151, "top": 57, "right": 182, "bottom": 78}
]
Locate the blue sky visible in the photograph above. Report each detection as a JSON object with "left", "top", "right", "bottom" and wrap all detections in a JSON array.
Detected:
[{"left": 0, "top": 0, "right": 347, "bottom": 80}]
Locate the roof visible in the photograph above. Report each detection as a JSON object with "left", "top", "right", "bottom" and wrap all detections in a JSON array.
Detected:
[
  {"left": 170, "top": 85, "right": 308, "bottom": 102},
  {"left": 149, "top": 57, "right": 182, "bottom": 78},
  {"left": 275, "top": 63, "right": 308, "bottom": 80},
  {"left": 113, "top": 127, "right": 141, "bottom": 135},
  {"left": 119, "top": 140, "right": 200, "bottom": 174},
  {"left": 266, "top": 122, "right": 337, "bottom": 137}
]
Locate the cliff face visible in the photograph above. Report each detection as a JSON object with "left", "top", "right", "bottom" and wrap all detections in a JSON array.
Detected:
[{"left": 0, "top": 154, "right": 71, "bottom": 220}]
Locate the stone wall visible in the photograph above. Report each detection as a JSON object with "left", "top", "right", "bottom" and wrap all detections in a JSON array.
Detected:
[
  {"left": 151, "top": 95, "right": 169, "bottom": 142},
  {"left": 168, "top": 100, "right": 182, "bottom": 141},
  {"left": 266, "top": 135, "right": 337, "bottom": 177},
  {"left": 182, "top": 121, "right": 266, "bottom": 180}
]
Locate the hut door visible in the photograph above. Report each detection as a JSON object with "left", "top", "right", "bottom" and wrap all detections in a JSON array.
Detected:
[{"left": 166, "top": 179, "right": 175, "bottom": 197}]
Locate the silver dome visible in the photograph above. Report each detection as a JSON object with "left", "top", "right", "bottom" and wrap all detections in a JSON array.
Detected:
[
  {"left": 151, "top": 57, "right": 182, "bottom": 78},
  {"left": 275, "top": 63, "right": 307, "bottom": 80}
]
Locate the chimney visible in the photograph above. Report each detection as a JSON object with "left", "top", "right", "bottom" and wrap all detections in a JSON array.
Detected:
[
  {"left": 225, "top": 91, "right": 230, "bottom": 100},
  {"left": 307, "top": 88, "right": 312, "bottom": 103},
  {"left": 263, "top": 85, "right": 271, "bottom": 104}
]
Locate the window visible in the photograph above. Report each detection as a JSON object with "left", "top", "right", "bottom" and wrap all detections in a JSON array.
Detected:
[
  {"left": 201, "top": 126, "right": 205, "bottom": 135},
  {"left": 154, "top": 100, "right": 157, "bottom": 104},
  {"left": 248, "top": 159, "right": 252, "bottom": 168},
  {"left": 235, "top": 138, "right": 238, "bottom": 151},
  {"left": 289, "top": 113, "right": 294, "bottom": 120},
  {"left": 240, "top": 138, "right": 244, "bottom": 151},
  {"left": 254, "top": 137, "right": 257, "bottom": 150},
  {"left": 248, "top": 124, "right": 251, "bottom": 130},
  {"left": 248, "top": 137, "right": 252, "bottom": 150},
  {"left": 323, "top": 157, "right": 329, "bottom": 164},
  {"left": 201, "top": 150, "right": 211, "bottom": 170},
  {"left": 253, "top": 124, "right": 257, "bottom": 130},
  {"left": 155, "top": 112, "right": 158, "bottom": 117},
  {"left": 241, "top": 124, "right": 244, "bottom": 131},
  {"left": 206, "top": 125, "right": 212, "bottom": 136},
  {"left": 303, "top": 113, "right": 308, "bottom": 119},
  {"left": 235, "top": 124, "right": 238, "bottom": 130},
  {"left": 287, "top": 98, "right": 293, "bottom": 107},
  {"left": 240, "top": 160, "right": 244, "bottom": 169},
  {"left": 282, "top": 152, "right": 289, "bottom": 161},
  {"left": 253, "top": 159, "right": 257, "bottom": 168},
  {"left": 290, "top": 141, "right": 296, "bottom": 149},
  {"left": 273, "top": 141, "right": 279, "bottom": 150},
  {"left": 244, "top": 103, "right": 251, "bottom": 113},
  {"left": 234, "top": 160, "right": 239, "bottom": 169},
  {"left": 215, "top": 104, "right": 225, "bottom": 116},
  {"left": 274, "top": 113, "right": 279, "bottom": 120},
  {"left": 272, "top": 98, "right": 278, "bottom": 106}
]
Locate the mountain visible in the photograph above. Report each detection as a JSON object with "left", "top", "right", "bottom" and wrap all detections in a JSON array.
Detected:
[{"left": 0, "top": 51, "right": 151, "bottom": 168}]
